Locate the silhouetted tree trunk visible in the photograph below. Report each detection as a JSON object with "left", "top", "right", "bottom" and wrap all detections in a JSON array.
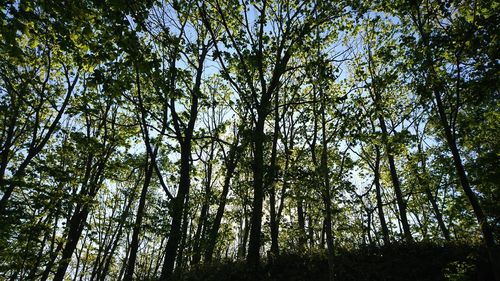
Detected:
[
  {"left": 124, "top": 63, "right": 164, "bottom": 281},
  {"left": 374, "top": 146, "right": 390, "bottom": 245},
  {"left": 205, "top": 133, "right": 241, "bottom": 262},
  {"left": 320, "top": 90, "right": 335, "bottom": 281},
  {"left": 123, "top": 160, "right": 153, "bottom": 281},
  {"left": 192, "top": 142, "right": 215, "bottom": 265},
  {"left": 297, "top": 197, "right": 306, "bottom": 249},
  {"left": 53, "top": 153, "right": 112, "bottom": 281},
  {"left": 176, "top": 194, "right": 191, "bottom": 270},
  {"left": 247, "top": 115, "right": 266, "bottom": 268},
  {"left": 160, "top": 42, "right": 208, "bottom": 279},
  {"left": 268, "top": 92, "right": 281, "bottom": 256},
  {"left": 98, "top": 185, "right": 137, "bottom": 281},
  {"left": 416, "top": 143, "right": 450, "bottom": 241},
  {"left": 366, "top": 44, "right": 412, "bottom": 243}
]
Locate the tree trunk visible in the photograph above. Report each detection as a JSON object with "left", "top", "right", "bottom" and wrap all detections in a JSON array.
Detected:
[
  {"left": 51, "top": 154, "right": 96, "bottom": 281},
  {"left": 123, "top": 160, "right": 154, "bottom": 281},
  {"left": 160, "top": 44, "right": 206, "bottom": 278},
  {"left": 52, "top": 207, "right": 90, "bottom": 281},
  {"left": 192, "top": 142, "right": 215, "bottom": 265},
  {"left": 378, "top": 116, "right": 412, "bottom": 242},
  {"left": 374, "top": 146, "right": 390, "bottom": 245},
  {"left": 117, "top": 232, "right": 132, "bottom": 281},
  {"left": 204, "top": 137, "right": 240, "bottom": 262},
  {"left": 297, "top": 195, "right": 306, "bottom": 249},
  {"left": 268, "top": 95, "right": 281, "bottom": 256},
  {"left": 176, "top": 194, "right": 191, "bottom": 270},
  {"left": 366, "top": 41, "right": 412, "bottom": 243},
  {"left": 238, "top": 205, "right": 250, "bottom": 259},
  {"left": 417, "top": 145, "right": 450, "bottom": 241},
  {"left": 247, "top": 116, "right": 266, "bottom": 269},
  {"left": 160, "top": 141, "right": 192, "bottom": 279},
  {"left": 321, "top": 100, "right": 335, "bottom": 281}
]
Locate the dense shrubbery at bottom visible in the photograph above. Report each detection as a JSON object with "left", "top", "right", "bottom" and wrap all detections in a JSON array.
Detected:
[{"left": 171, "top": 242, "right": 496, "bottom": 281}]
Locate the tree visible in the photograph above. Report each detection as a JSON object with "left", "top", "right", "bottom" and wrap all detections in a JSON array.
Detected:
[{"left": 1, "top": 1, "right": 498, "bottom": 280}]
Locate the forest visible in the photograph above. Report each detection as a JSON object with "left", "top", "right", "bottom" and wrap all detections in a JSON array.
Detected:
[{"left": 0, "top": 0, "right": 499, "bottom": 280}]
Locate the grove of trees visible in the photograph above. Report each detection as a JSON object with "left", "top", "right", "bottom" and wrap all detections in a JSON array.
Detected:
[{"left": 0, "top": 0, "right": 498, "bottom": 280}]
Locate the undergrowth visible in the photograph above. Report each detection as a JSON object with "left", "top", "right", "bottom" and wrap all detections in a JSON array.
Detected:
[{"left": 170, "top": 242, "right": 496, "bottom": 281}]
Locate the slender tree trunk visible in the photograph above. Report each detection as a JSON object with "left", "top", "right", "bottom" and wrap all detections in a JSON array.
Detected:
[
  {"left": 152, "top": 236, "right": 166, "bottom": 278},
  {"left": 29, "top": 204, "right": 62, "bottom": 280},
  {"left": 53, "top": 156, "right": 111, "bottom": 281},
  {"left": 76, "top": 233, "right": 90, "bottom": 281},
  {"left": 123, "top": 160, "right": 154, "bottom": 281},
  {"left": 0, "top": 107, "right": 18, "bottom": 189},
  {"left": 192, "top": 142, "right": 215, "bottom": 265},
  {"left": 308, "top": 212, "right": 315, "bottom": 249},
  {"left": 192, "top": 199, "right": 208, "bottom": 265},
  {"left": 28, "top": 230, "right": 49, "bottom": 280},
  {"left": 160, "top": 44, "right": 206, "bottom": 279},
  {"left": 204, "top": 137, "right": 240, "bottom": 262},
  {"left": 90, "top": 206, "right": 116, "bottom": 281},
  {"left": 40, "top": 239, "right": 63, "bottom": 281},
  {"left": 99, "top": 184, "right": 137, "bottom": 281},
  {"left": 238, "top": 203, "right": 250, "bottom": 259},
  {"left": 118, "top": 232, "right": 132, "bottom": 281},
  {"left": 51, "top": 169, "right": 90, "bottom": 281},
  {"left": 417, "top": 145, "right": 450, "bottom": 241},
  {"left": 424, "top": 186, "right": 450, "bottom": 241},
  {"left": 374, "top": 146, "right": 390, "bottom": 245},
  {"left": 268, "top": 94, "right": 280, "bottom": 256},
  {"left": 366, "top": 41, "right": 412, "bottom": 243},
  {"left": 378, "top": 116, "right": 412, "bottom": 242},
  {"left": 366, "top": 210, "right": 373, "bottom": 245},
  {"left": 320, "top": 95, "right": 335, "bottom": 281}
]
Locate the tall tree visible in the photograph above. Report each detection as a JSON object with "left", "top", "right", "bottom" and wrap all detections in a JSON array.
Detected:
[
  {"left": 201, "top": 0, "right": 340, "bottom": 268},
  {"left": 147, "top": 2, "right": 213, "bottom": 277},
  {"left": 395, "top": 1, "right": 499, "bottom": 277}
]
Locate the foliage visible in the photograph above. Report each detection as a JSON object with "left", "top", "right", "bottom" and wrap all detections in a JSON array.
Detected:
[{"left": 0, "top": 0, "right": 498, "bottom": 280}]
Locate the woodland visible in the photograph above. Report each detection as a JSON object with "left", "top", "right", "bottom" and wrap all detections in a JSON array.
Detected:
[{"left": 0, "top": 0, "right": 499, "bottom": 280}]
